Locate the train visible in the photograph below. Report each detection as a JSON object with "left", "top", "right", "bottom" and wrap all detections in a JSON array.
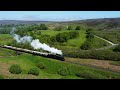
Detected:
[{"left": 0, "top": 45, "right": 65, "bottom": 61}]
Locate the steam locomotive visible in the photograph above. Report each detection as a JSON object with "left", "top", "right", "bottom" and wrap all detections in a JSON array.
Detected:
[{"left": 0, "top": 45, "right": 65, "bottom": 61}]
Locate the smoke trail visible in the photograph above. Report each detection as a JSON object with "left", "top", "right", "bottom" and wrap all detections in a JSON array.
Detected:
[
  {"left": 31, "top": 39, "right": 62, "bottom": 55},
  {"left": 13, "top": 34, "right": 33, "bottom": 43},
  {"left": 10, "top": 27, "right": 63, "bottom": 55}
]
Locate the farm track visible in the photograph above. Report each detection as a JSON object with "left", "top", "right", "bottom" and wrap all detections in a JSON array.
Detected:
[{"left": 94, "top": 35, "right": 119, "bottom": 50}]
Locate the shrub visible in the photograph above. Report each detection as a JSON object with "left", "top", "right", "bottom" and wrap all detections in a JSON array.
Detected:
[
  {"left": 58, "top": 67, "right": 70, "bottom": 76},
  {"left": 113, "top": 44, "right": 120, "bottom": 52},
  {"left": 69, "top": 31, "right": 79, "bottom": 39},
  {"left": 0, "top": 75, "right": 4, "bottom": 79},
  {"left": 9, "top": 64, "right": 22, "bottom": 74},
  {"left": 28, "top": 67, "right": 39, "bottom": 76},
  {"left": 54, "top": 26, "right": 63, "bottom": 31},
  {"left": 64, "top": 49, "right": 120, "bottom": 61},
  {"left": 67, "top": 26, "right": 73, "bottom": 30},
  {"left": 75, "top": 26, "right": 81, "bottom": 30},
  {"left": 36, "top": 62, "right": 45, "bottom": 69},
  {"left": 56, "top": 32, "right": 70, "bottom": 43},
  {"left": 80, "top": 41, "right": 92, "bottom": 50}
]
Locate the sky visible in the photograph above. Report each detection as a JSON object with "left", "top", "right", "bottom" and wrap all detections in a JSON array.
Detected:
[{"left": 0, "top": 11, "right": 120, "bottom": 21}]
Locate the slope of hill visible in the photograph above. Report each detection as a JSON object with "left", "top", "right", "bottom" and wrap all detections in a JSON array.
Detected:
[
  {"left": 0, "top": 20, "right": 54, "bottom": 25},
  {"left": 1, "top": 17, "right": 120, "bottom": 26}
]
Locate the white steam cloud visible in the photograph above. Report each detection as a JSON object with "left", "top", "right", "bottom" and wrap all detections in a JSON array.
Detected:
[
  {"left": 10, "top": 27, "right": 63, "bottom": 55},
  {"left": 13, "top": 34, "right": 33, "bottom": 43},
  {"left": 31, "top": 39, "right": 62, "bottom": 55}
]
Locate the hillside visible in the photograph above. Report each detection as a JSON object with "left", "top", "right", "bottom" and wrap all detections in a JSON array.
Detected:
[
  {"left": 1, "top": 18, "right": 120, "bottom": 79},
  {"left": 0, "top": 20, "right": 54, "bottom": 25},
  {"left": 1, "top": 17, "right": 120, "bottom": 26}
]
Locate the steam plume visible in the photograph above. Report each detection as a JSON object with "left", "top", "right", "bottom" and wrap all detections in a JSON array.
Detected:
[{"left": 10, "top": 27, "right": 63, "bottom": 55}]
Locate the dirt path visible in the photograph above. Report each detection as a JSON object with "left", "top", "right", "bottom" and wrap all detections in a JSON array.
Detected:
[
  {"left": 94, "top": 35, "right": 118, "bottom": 50},
  {"left": 65, "top": 57, "right": 120, "bottom": 73},
  {"left": 94, "top": 35, "right": 116, "bottom": 45}
]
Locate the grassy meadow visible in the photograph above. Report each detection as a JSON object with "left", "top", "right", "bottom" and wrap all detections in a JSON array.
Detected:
[{"left": 0, "top": 50, "right": 120, "bottom": 79}]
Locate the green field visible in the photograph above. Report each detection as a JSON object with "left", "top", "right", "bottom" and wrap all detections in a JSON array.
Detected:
[
  {"left": 0, "top": 49, "right": 120, "bottom": 79},
  {"left": 94, "top": 30, "right": 120, "bottom": 44},
  {"left": 0, "top": 34, "right": 14, "bottom": 45},
  {"left": 0, "top": 26, "right": 120, "bottom": 79},
  {"left": 29, "top": 30, "right": 87, "bottom": 50}
]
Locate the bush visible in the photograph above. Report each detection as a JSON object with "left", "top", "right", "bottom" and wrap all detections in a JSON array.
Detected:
[
  {"left": 69, "top": 31, "right": 79, "bottom": 39},
  {"left": 28, "top": 67, "right": 39, "bottom": 76},
  {"left": 0, "top": 75, "right": 4, "bottom": 79},
  {"left": 9, "top": 64, "right": 22, "bottom": 74},
  {"left": 64, "top": 49, "right": 120, "bottom": 61},
  {"left": 55, "top": 31, "right": 79, "bottom": 43},
  {"left": 75, "top": 26, "right": 81, "bottom": 30},
  {"left": 56, "top": 32, "right": 70, "bottom": 43},
  {"left": 113, "top": 44, "right": 120, "bottom": 52},
  {"left": 58, "top": 67, "right": 70, "bottom": 76},
  {"left": 67, "top": 26, "right": 73, "bottom": 30},
  {"left": 54, "top": 26, "right": 63, "bottom": 31},
  {"left": 36, "top": 62, "right": 45, "bottom": 69},
  {"left": 80, "top": 41, "right": 92, "bottom": 50}
]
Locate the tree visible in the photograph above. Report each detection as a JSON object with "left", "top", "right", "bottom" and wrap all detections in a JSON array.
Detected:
[
  {"left": 40, "top": 24, "right": 48, "bottom": 30},
  {"left": 67, "top": 26, "right": 72, "bottom": 30},
  {"left": 113, "top": 44, "right": 120, "bottom": 52},
  {"left": 75, "top": 26, "right": 81, "bottom": 30},
  {"left": 80, "top": 41, "right": 92, "bottom": 50},
  {"left": 54, "top": 26, "right": 63, "bottom": 31},
  {"left": 56, "top": 32, "right": 70, "bottom": 43},
  {"left": 69, "top": 31, "right": 79, "bottom": 39}
]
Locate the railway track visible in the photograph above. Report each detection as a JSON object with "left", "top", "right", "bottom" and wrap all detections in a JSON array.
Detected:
[
  {"left": 65, "top": 60, "right": 120, "bottom": 74},
  {"left": 0, "top": 45, "right": 65, "bottom": 61}
]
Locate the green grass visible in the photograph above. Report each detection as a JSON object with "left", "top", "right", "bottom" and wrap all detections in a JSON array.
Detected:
[
  {"left": 90, "top": 36, "right": 111, "bottom": 49},
  {"left": 94, "top": 30, "right": 120, "bottom": 44},
  {"left": 109, "top": 61, "right": 120, "bottom": 66},
  {"left": 0, "top": 34, "right": 14, "bottom": 45},
  {"left": 67, "top": 30, "right": 86, "bottom": 48},
  {"left": 0, "top": 48, "right": 16, "bottom": 56},
  {"left": 41, "top": 30, "right": 86, "bottom": 49},
  {"left": 40, "top": 29, "right": 111, "bottom": 50},
  {"left": 0, "top": 51, "right": 120, "bottom": 79}
]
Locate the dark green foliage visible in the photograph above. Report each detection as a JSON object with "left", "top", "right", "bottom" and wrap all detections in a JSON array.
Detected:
[
  {"left": 75, "top": 26, "right": 81, "bottom": 30},
  {"left": 69, "top": 31, "right": 79, "bottom": 39},
  {"left": 9, "top": 64, "right": 22, "bottom": 74},
  {"left": 80, "top": 41, "right": 92, "bottom": 50},
  {"left": 86, "top": 28, "right": 93, "bottom": 33},
  {"left": 67, "top": 26, "right": 73, "bottom": 30},
  {"left": 64, "top": 49, "right": 120, "bottom": 61},
  {"left": 113, "top": 44, "right": 120, "bottom": 52},
  {"left": 28, "top": 67, "right": 39, "bottom": 76},
  {"left": 58, "top": 67, "right": 70, "bottom": 76},
  {"left": 38, "top": 35, "right": 51, "bottom": 43},
  {"left": 86, "top": 28, "right": 94, "bottom": 39},
  {"left": 80, "top": 28, "right": 94, "bottom": 50},
  {"left": 54, "top": 26, "right": 63, "bottom": 31},
  {"left": 50, "top": 36, "right": 57, "bottom": 42},
  {"left": 56, "top": 32, "right": 70, "bottom": 43},
  {"left": 0, "top": 75, "right": 4, "bottom": 79},
  {"left": 36, "top": 62, "right": 45, "bottom": 69},
  {"left": 76, "top": 70, "right": 106, "bottom": 79},
  {"left": 0, "top": 27, "right": 12, "bottom": 34},
  {"left": 15, "top": 24, "right": 48, "bottom": 36},
  {"left": 55, "top": 31, "right": 79, "bottom": 43},
  {"left": 39, "top": 24, "right": 48, "bottom": 30}
]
